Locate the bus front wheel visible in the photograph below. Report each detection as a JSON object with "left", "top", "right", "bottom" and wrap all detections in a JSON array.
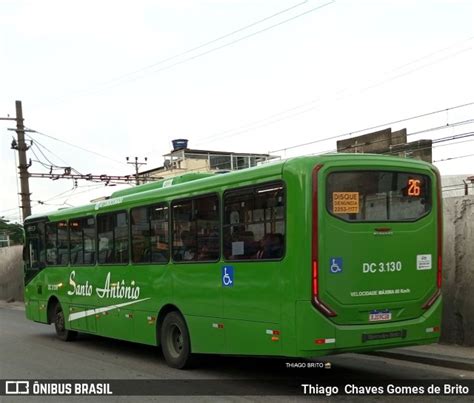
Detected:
[
  {"left": 161, "top": 311, "right": 193, "bottom": 369},
  {"left": 54, "top": 303, "right": 78, "bottom": 342}
]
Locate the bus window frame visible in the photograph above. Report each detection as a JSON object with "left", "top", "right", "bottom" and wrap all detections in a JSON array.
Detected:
[
  {"left": 45, "top": 221, "right": 66, "bottom": 267},
  {"left": 24, "top": 218, "right": 47, "bottom": 271},
  {"left": 222, "top": 180, "right": 286, "bottom": 263},
  {"left": 96, "top": 210, "right": 130, "bottom": 266},
  {"left": 69, "top": 216, "right": 97, "bottom": 267},
  {"left": 325, "top": 169, "right": 433, "bottom": 224},
  {"left": 171, "top": 192, "right": 221, "bottom": 264},
  {"left": 130, "top": 201, "right": 170, "bottom": 265}
]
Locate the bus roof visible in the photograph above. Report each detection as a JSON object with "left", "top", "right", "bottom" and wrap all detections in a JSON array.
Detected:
[{"left": 24, "top": 154, "right": 436, "bottom": 223}]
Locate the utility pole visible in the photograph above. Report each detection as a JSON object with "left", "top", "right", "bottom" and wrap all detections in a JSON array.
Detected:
[
  {"left": 126, "top": 156, "right": 147, "bottom": 185},
  {"left": 15, "top": 101, "right": 31, "bottom": 220},
  {"left": 1, "top": 100, "right": 31, "bottom": 221}
]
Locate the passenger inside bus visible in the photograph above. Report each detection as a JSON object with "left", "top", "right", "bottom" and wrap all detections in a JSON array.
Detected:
[
  {"left": 256, "top": 233, "right": 284, "bottom": 259},
  {"left": 174, "top": 230, "right": 196, "bottom": 261}
]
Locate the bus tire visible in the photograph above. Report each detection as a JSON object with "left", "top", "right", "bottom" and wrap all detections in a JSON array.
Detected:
[
  {"left": 161, "top": 311, "right": 193, "bottom": 369},
  {"left": 53, "top": 303, "right": 78, "bottom": 342}
]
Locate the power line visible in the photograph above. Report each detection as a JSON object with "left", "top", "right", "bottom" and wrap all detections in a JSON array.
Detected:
[
  {"left": 28, "top": 139, "right": 84, "bottom": 176},
  {"left": 26, "top": 128, "right": 127, "bottom": 166},
  {"left": 195, "top": 37, "right": 474, "bottom": 148},
  {"left": 95, "top": 0, "right": 312, "bottom": 88},
  {"left": 408, "top": 119, "right": 474, "bottom": 137},
  {"left": 269, "top": 102, "right": 474, "bottom": 153},
  {"left": 85, "top": 1, "right": 335, "bottom": 94},
  {"left": 0, "top": 206, "right": 22, "bottom": 214},
  {"left": 308, "top": 127, "right": 474, "bottom": 158},
  {"left": 388, "top": 36, "right": 474, "bottom": 73},
  {"left": 434, "top": 153, "right": 474, "bottom": 163},
  {"left": 140, "top": 128, "right": 473, "bottom": 180},
  {"left": 27, "top": 133, "right": 71, "bottom": 167},
  {"left": 47, "top": 0, "right": 334, "bottom": 103},
  {"left": 442, "top": 186, "right": 471, "bottom": 193}
]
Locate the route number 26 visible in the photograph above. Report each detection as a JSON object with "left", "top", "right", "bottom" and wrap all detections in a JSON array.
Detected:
[{"left": 408, "top": 179, "right": 421, "bottom": 197}]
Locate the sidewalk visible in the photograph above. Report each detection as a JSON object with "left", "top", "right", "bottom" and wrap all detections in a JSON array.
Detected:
[
  {"left": 371, "top": 343, "right": 474, "bottom": 371},
  {"left": 0, "top": 299, "right": 25, "bottom": 311}
]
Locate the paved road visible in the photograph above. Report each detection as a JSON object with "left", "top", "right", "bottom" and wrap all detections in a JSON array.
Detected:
[{"left": 1, "top": 305, "right": 473, "bottom": 402}]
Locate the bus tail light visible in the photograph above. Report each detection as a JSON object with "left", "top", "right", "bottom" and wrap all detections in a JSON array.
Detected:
[
  {"left": 312, "top": 261, "right": 337, "bottom": 316},
  {"left": 423, "top": 168, "right": 443, "bottom": 310},
  {"left": 312, "top": 164, "right": 337, "bottom": 317}
]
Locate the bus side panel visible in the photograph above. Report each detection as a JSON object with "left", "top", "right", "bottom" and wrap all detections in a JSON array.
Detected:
[
  {"left": 185, "top": 315, "right": 226, "bottom": 354},
  {"left": 281, "top": 159, "right": 314, "bottom": 357},
  {"left": 69, "top": 304, "right": 94, "bottom": 332},
  {"left": 133, "top": 310, "right": 160, "bottom": 346},
  {"left": 25, "top": 300, "right": 40, "bottom": 322},
  {"left": 38, "top": 300, "right": 48, "bottom": 323},
  {"left": 225, "top": 319, "right": 281, "bottom": 356}
]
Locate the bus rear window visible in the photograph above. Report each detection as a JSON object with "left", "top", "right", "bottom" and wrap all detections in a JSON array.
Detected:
[{"left": 326, "top": 171, "right": 431, "bottom": 222}]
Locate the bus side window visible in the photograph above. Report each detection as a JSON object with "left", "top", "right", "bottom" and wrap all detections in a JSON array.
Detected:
[
  {"left": 131, "top": 203, "right": 170, "bottom": 264},
  {"left": 224, "top": 182, "right": 285, "bottom": 261},
  {"left": 70, "top": 217, "right": 96, "bottom": 265},
  {"left": 25, "top": 222, "right": 45, "bottom": 270},
  {"left": 96, "top": 212, "right": 129, "bottom": 264},
  {"left": 150, "top": 204, "right": 169, "bottom": 262},
  {"left": 45, "top": 222, "right": 58, "bottom": 266},
  {"left": 171, "top": 195, "right": 220, "bottom": 262},
  {"left": 57, "top": 221, "right": 69, "bottom": 265}
]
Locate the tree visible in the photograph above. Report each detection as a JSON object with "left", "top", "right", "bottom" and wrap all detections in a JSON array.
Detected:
[{"left": 0, "top": 218, "right": 24, "bottom": 245}]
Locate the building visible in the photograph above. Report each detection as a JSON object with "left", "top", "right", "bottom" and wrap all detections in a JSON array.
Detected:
[{"left": 139, "top": 139, "right": 279, "bottom": 181}]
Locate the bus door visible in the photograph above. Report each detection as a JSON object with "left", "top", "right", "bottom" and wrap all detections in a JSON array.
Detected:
[
  {"left": 221, "top": 182, "right": 285, "bottom": 355},
  {"left": 24, "top": 219, "right": 47, "bottom": 322},
  {"left": 171, "top": 195, "right": 225, "bottom": 353},
  {"left": 314, "top": 167, "right": 440, "bottom": 325}
]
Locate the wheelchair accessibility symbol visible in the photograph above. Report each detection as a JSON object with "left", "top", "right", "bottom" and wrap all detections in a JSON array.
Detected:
[
  {"left": 222, "top": 266, "right": 234, "bottom": 287},
  {"left": 330, "top": 257, "right": 343, "bottom": 274}
]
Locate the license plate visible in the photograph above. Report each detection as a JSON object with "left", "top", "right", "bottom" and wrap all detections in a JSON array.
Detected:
[
  {"left": 362, "top": 330, "right": 406, "bottom": 342},
  {"left": 369, "top": 310, "right": 392, "bottom": 321}
]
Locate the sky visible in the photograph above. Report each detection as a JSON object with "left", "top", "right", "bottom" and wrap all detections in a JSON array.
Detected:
[{"left": 1, "top": 0, "right": 473, "bottom": 222}]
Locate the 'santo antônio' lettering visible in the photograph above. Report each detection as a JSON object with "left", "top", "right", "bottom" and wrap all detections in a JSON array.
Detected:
[
  {"left": 67, "top": 271, "right": 92, "bottom": 296},
  {"left": 96, "top": 273, "right": 140, "bottom": 300},
  {"left": 67, "top": 271, "right": 140, "bottom": 300}
]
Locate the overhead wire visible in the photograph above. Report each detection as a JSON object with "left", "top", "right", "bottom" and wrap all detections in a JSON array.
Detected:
[
  {"left": 195, "top": 38, "right": 474, "bottom": 148},
  {"left": 95, "top": 0, "right": 312, "bottom": 88},
  {"left": 80, "top": 1, "right": 335, "bottom": 95},
  {"left": 43, "top": 0, "right": 334, "bottom": 105},
  {"left": 142, "top": 126, "right": 474, "bottom": 179},
  {"left": 434, "top": 153, "right": 474, "bottom": 163},
  {"left": 268, "top": 102, "right": 474, "bottom": 153},
  {"left": 26, "top": 128, "right": 128, "bottom": 167}
]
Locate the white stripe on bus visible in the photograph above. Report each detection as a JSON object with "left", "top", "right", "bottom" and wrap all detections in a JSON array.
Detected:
[{"left": 68, "top": 298, "right": 150, "bottom": 322}]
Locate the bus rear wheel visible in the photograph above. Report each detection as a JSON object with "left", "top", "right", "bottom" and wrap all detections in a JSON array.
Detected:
[
  {"left": 161, "top": 311, "right": 193, "bottom": 369},
  {"left": 54, "top": 303, "right": 78, "bottom": 342}
]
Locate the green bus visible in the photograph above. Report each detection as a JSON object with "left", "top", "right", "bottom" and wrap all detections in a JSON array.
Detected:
[{"left": 23, "top": 154, "right": 442, "bottom": 368}]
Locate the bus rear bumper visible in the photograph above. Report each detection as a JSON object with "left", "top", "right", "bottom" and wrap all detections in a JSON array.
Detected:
[{"left": 295, "top": 297, "right": 442, "bottom": 358}]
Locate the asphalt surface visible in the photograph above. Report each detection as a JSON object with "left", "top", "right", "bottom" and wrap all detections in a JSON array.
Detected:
[{"left": 0, "top": 305, "right": 473, "bottom": 402}]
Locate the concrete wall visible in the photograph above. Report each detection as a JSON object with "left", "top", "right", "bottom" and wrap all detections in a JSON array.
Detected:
[
  {"left": 0, "top": 245, "right": 24, "bottom": 301},
  {"left": 441, "top": 195, "right": 474, "bottom": 346}
]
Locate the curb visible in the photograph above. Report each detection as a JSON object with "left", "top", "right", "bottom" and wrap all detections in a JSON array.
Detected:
[{"left": 369, "top": 349, "right": 474, "bottom": 372}]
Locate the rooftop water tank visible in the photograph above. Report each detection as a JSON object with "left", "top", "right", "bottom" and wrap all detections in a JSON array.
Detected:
[{"left": 172, "top": 139, "right": 188, "bottom": 150}]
